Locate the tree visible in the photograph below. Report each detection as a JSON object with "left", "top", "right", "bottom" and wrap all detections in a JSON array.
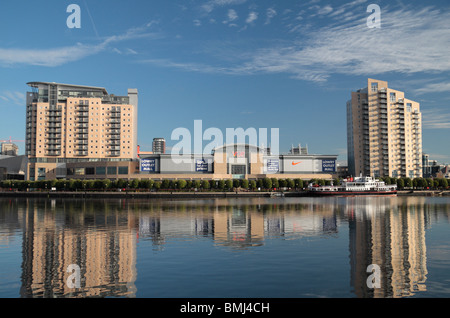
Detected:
[
  {"left": 233, "top": 179, "right": 240, "bottom": 189},
  {"left": 153, "top": 181, "right": 161, "bottom": 190},
  {"left": 201, "top": 180, "right": 210, "bottom": 190},
  {"left": 250, "top": 180, "right": 257, "bottom": 190},
  {"left": 263, "top": 178, "right": 272, "bottom": 190},
  {"left": 256, "top": 179, "right": 263, "bottom": 189},
  {"left": 286, "top": 179, "right": 294, "bottom": 189},
  {"left": 225, "top": 179, "right": 233, "bottom": 190},
  {"left": 404, "top": 177, "right": 412, "bottom": 188},
  {"left": 116, "top": 179, "right": 126, "bottom": 189},
  {"left": 433, "top": 179, "right": 440, "bottom": 189},
  {"left": 177, "top": 179, "right": 187, "bottom": 190},
  {"left": 294, "top": 178, "right": 303, "bottom": 189},
  {"left": 161, "top": 179, "right": 170, "bottom": 189},
  {"left": 279, "top": 179, "right": 287, "bottom": 188},
  {"left": 439, "top": 178, "right": 448, "bottom": 189},
  {"left": 397, "top": 178, "right": 405, "bottom": 190},
  {"left": 193, "top": 180, "right": 201, "bottom": 190},
  {"left": 130, "top": 179, "right": 139, "bottom": 189},
  {"left": 85, "top": 180, "right": 95, "bottom": 190},
  {"left": 240, "top": 179, "right": 249, "bottom": 190},
  {"left": 217, "top": 179, "right": 225, "bottom": 190},
  {"left": 271, "top": 178, "right": 279, "bottom": 189}
]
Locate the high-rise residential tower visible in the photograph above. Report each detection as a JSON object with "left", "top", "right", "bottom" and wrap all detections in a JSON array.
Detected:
[
  {"left": 25, "top": 82, "right": 138, "bottom": 181},
  {"left": 347, "top": 79, "right": 422, "bottom": 179}
]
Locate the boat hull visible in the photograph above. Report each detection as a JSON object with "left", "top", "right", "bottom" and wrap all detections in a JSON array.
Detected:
[{"left": 306, "top": 191, "right": 397, "bottom": 197}]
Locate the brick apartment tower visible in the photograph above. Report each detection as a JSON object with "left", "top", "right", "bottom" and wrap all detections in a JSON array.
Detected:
[
  {"left": 347, "top": 78, "right": 422, "bottom": 179},
  {"left": 25, "top": 82, "right": 138, "bottom": 181}
]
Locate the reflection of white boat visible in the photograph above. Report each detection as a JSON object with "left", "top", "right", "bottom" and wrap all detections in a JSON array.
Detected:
[
  {"left": 270, "top": 192, "right": 285, "bottom": 197},
  {"left": 307, "top": 176, "right": 397, "bottom": 196}
]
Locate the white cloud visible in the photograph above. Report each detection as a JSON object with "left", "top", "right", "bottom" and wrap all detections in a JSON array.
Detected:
[
  {"left": 415, "top": 82, "right": 450, "bottom": 95},
  {"left": 265, "top": 8, "right": 277, "bottom": 24},
  {"left": 318, "top": 5, "right": 333, "bottom": 15},
  {"left": 246, "top": 11, "right": 258, "bottom": 24},
  {"left": 0, "top": 22, "right": 159, "bottom": 67},
  {"left": 141, "top": 5, "right": 450, "bottom": 85},
  {"left": 223, "top": 9, "right": 238, "bottom": 24},
  {"left": 0, "top": 91, "right": 25, "bottom": 106},
  {"left": 422, "top": 108, "right": 450, "bottom": 129},
  {"left": 201, "top": 0, "right": 247, "bottom": 13}
]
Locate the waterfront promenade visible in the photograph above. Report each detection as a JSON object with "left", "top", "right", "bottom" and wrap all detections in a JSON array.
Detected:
[{"left": 0, "top": 189, "right": 449, "bottom": 199}]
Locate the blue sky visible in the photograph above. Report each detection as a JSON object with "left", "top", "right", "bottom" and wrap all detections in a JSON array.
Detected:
[{"left": 0, "top": 0, "right": 449, "bottom": 164}]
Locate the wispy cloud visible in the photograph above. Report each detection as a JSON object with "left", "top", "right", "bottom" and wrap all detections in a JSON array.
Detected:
[
  {"left": 265, "top": 8, "right": 277, "bottom": 25},
  {"left": 246, "top": 11, "right": 258, "bottom": 24},
  {"left": 201, "top": 0, "right": 247, "bottom": 13},
  {"left": 0, "top": 91, "right": 25, "bottom": 106},
  {"left": 422, "top": 108, "right": 450, "bottom": 129},
  {"left": 415, "top": 82, "right": 450, "bottom": 95},
  {"left": 146, "top": 5, "right": 450, "bottom": 83},
  {"left": 223, "top": 9, "right": 238, "bottom": 24},
  {"left": 0, "top": 22, "right": 159, "bottom": 67}
]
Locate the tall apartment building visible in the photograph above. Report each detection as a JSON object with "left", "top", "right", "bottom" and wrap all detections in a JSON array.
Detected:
[
  {"left": 347, "top": 78, "right": 422, "bottom": 179},
  {"left": 25, "top": 82, "right": 138, "bottom": 181},
  {"left": 152, "top": 138, "right": 166, "bottom": 154}
]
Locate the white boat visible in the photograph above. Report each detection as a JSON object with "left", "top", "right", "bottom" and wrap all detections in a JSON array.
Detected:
[{"left": 307, "top": 176, "right": 397, "bottom": 196}]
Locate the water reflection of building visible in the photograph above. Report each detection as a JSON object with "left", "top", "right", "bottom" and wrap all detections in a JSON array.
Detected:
[
  {"left": 20, "top": 199, "right": 138, "bottom": 298},
  {"left": 348, "top": 196, "right": 428, "bottom": 298},
  {"left": 137, "top": 198, "right": 339, "bottom": 250}
]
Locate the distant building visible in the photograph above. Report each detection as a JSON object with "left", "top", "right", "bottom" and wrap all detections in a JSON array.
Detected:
[
  {"left": 347, "top": 78, "right": 422, "bottom": 178},
  {"left": 152, "top": 138, "right": 166, "bottom": 154},
  {"left": 289, "top": 144, "right": 308, "bottom": 155},
  {"left": 1, "top": 143, "right": 19, "bottom": 156},
  {"left": 0, "top": 155, "right": 27, "bottom": 180}
]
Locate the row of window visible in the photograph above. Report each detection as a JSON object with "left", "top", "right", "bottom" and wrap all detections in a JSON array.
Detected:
[{"left": 67, "top": 166, "right": 129, "bottom": 175}]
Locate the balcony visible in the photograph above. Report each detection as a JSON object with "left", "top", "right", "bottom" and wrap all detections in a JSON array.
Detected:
[
  {"left": 77, "top": 105, "right": 89, "bottom": 112},
  {"left": 76, "top": 134, "right": 88, "bottom": 139},
  {"left": 107, "top": 150, "right": 121, "bottom": 157},
  {"left": 48, "top": 128, "right": 62, "bottom": 134},
  {"left": 76, "top": 117, "right": 89, "bottom": 123},
  {"left": 76, "top": 151, "right": 88, "bottom": 156},
  {"left": 75, "top": 140, "right": 88, "bottom": 146},
  {"left": 107, "top": 129, "right": 121, "bottom": 135},
  {"left": 46, "top": 151, "right": 61, "bottom": 156}
]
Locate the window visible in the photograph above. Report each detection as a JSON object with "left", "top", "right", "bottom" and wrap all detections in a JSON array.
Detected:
[
  {"left": 390, "top": 92, "right": 396, "bottom": 102},
  {"left": 371, "top": 82, "right": 378, "bottom": 92},
  {"left": 96, "top": 167, "right": 106, "bottom": 175},
  {"left": 107, "top": 166, "right": 117, "bottom": 174},
  {"left": 406, "top": 103, "right": 412, "bottom": 112},
  {"left": 118, "top": 166, "right": 128, "bottom": 175},
  {"left": 85, "top": 167, "right": 95, "bottom": 175}
]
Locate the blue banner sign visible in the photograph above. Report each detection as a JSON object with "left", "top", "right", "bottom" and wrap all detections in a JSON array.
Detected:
[
  {"left": 267, "top": 159, "right": 279, "bottom": 172},
  {"left": 196, "top": 159, "right": 208, "bottom": 172},
  {"left": 322, "top": 160, "right": 336, "bottom": 172},
  {"left": 141, "top": 159, "right": 156, "bottom": 172}
]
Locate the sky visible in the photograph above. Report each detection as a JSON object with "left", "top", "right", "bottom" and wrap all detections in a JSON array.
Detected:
[{"left": 0, "top": 0, "right": 449, "bottom": 165}]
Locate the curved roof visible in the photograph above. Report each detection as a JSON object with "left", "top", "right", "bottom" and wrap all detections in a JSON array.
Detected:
[
  {"left": 27, "top": 82, "right": 108, "bottom": 95},
  {"left": 213, "top": 143, "right": 267, "bottom": 152}
]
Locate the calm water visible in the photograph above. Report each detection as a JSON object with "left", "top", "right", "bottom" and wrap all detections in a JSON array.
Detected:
[{"left": 0, "top": 196, "right": 449, "bottom": 298}]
